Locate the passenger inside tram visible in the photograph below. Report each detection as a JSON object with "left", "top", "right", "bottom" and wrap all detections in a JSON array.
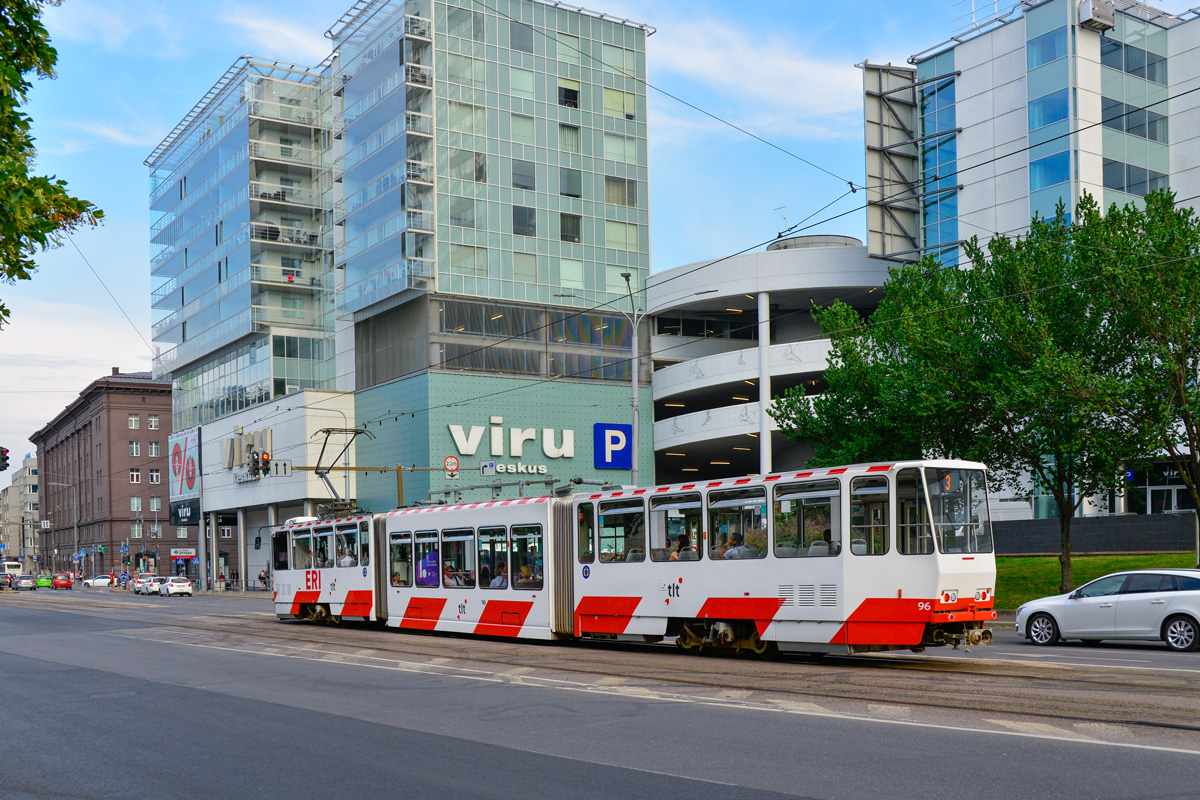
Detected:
[{"left": 489, "top": 561, "right": 508, "bottom": 588}]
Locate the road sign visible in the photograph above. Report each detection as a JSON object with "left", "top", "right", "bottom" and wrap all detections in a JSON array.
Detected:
[
  {"left": 443, "top": 455, "right": 460, "bottom": 472},
  {"left": 445, "top": 470, "right": 460, "bottom": 480},
  {"left": 271, "top": 459, "right": 292, "bottom": 478},
  {"left": 480, "top": 460, "right": 496, "bottom": 477}
]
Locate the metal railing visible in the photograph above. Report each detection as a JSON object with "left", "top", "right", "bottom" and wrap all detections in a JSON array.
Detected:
[{"left": 249, "top": 181, "right": 321, "bottom": 207}]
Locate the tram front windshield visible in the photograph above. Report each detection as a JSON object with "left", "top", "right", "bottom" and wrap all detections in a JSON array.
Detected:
[{"left": 924, "top": 468, "right": 994, "bottom": 554}]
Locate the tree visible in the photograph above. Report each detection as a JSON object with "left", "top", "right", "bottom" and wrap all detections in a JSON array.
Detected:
[
  {"left": 1082, "top": 191, "right": 1200, "bottom": 531},
  {"left": 770, "top": 200, "right": 1152, "bottom": 592},
  {"left": 0, "top": 0, "right": 103, "bottom": 326}
]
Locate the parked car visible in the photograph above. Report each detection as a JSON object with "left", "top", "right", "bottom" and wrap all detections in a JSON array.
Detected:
[
  {"left": 1016, "top": 569, "right": 1200, "bottom": 652},
  {"left": 12, "top": 575, "right": 37, "bottom": 590},
  {"left": 51, "top": 573, "right": 73, "bottom": 589},
  {"left": 133, "top": 574, "right": 159, "bottom": 594},
  {"left": 159, "top": 577, "right": 194, "bottom": 597},
  {"left": 36, "top": 574, "right": 52, "bottom": 588},
  {"left": 146, "top": 576, "right": 168, "bottom": 595},
  {"left": 82, "top": 575, "right": 113, "bottom": 588}
]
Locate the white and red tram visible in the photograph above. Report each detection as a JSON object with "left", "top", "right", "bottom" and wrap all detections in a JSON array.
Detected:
[{"left": 272, "top": 459, "right": 997, "bottom": 654}]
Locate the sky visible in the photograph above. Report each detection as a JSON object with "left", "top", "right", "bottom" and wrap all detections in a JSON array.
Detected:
[{"left": 0, "top": 0, "right": 1192, "bottom": 491}]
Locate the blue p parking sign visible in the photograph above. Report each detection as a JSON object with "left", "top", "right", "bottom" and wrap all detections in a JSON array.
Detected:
[{"left": 593, "top": 423, "right": 633, "bottom": 470}]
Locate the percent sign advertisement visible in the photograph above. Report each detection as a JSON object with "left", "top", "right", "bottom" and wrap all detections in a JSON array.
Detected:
[{"left": 168, "top": 427, "right": 201, "bottom": 527}]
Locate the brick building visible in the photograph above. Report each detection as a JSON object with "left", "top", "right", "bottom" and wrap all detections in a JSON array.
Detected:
[{"left": 31, "top": 369, "right": 198, "bottom": 577}]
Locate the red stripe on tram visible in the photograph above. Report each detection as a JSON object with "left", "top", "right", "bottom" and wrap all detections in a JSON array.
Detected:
[
  {"left": 574, "top": 596, "right": 642, "bottom": 635},
  {"left": 474, "top": 600, "right": 536, "bottom": 637},
  {"left": 827, "top": 597, "right": 932, "bottom": 646},
  {"left": 289, "top": 590, "right": 321, "bottom": 616},
  {"left": 340, "top": 589, "right": 374, "bottom": 617},
  {"left": 399, "top": 597, "right": 449, "bottom": 630},
  {"left": 695, "top": 597, "right": 786, "bottom": 637}
]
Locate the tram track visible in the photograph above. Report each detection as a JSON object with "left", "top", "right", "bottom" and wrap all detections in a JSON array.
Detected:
[{"left": 8, "top": 592, "right": 1200, "bottom": 734}]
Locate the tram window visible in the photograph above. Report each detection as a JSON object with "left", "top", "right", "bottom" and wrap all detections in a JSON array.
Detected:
[
  {"left": 478, "top": 527, "right": 509, "bottom": 588},
  {"left": 598, "top": 499, "right": 645, "bottom": 562},
  {"left": 336, "top": 526, "right": 358, "bottom": 568},
  {"left": 708, "top": 487, "right": 767, "bottom": 559},
  {"left": 360, "top": 522, "right": 371, "bottom": 566},
  {"left": 291, "top": 533, "right": 312, "bottom": 570},
  {"left": 272, "top": 532, "right": 289, "bottom": 570},
  {"left": 774, "top": 480, "right": 840, "bottom": 557},
  {"left": 849, "top": 477, "right": 889, "bottom": 556},
  {"left": 577, "top": 503, "right": 595, "bottom": 564},
  {"left": 415, "top": 530, "right": 440, "bottom": 588},
  {"left": 896, "top": 469, "right": 933, "bottom": 555},
  {"left": 442, "top": 528, "right": 476, "bottom": 588},
  {"left": 925, "top": 468, "right": 994, "bottom": 554},
  {"left": 650, "top": 493, "right": 702, "bottom": 561},
  {"left": 511, "top": 525, "right": 544, "bottom": 589},
  {"left": 313, "top": 527, "right": 334, "bottom": 568},
  {"left": 390, "top": 531, "right": 412, "bottom": 586}
]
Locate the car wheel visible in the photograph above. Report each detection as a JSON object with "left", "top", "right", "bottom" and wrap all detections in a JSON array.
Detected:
[
  {"left": 1164, "top": 615, "right": 1199, "bottom": 652},
  {"left": 1027, "top": 613, "right": 1059, "bottom": 645}
]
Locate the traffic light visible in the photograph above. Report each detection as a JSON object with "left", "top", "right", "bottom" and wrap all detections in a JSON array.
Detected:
[
  {"left": 0, "top": 447, "right": 9, "bottom": 471},
  {"left": 248, "top": 449, "right": 261, "bottom": 476},
  {"left": 260, "top": 451, "right": 271, "bottom": 476}
]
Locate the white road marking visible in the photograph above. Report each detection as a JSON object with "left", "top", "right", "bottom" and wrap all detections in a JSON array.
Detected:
[{"left": 987, "top": 719, "right": 1095, "bottom": 740}]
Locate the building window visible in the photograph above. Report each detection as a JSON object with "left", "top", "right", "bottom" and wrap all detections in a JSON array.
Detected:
[
  {"left": 511, "top": 113, "right": 534, "bottom": 145},
  {"left": 148, "top": 415, "right": 159, "bottom": 430},
  {"left": 447, "top": 148, "right": 486, "bottom": 182},
  {"left": 512, "top": 159, "right": 535, "bottom": 190},
  {"left": 513, "top": 205, "right": 537, "bottom": 237},
  {"left": 448, "top": 54, "right": 484, "bottom": 88},
  {"left": 177, "top": 527, "right": 188, "bottom": 539},
  {"left": 448, "top": 102, "right": 486, "bottom": 136},
  {"left": 557, "top": 78, "right": 580, "bottom": 109},
  {"left": 603, "top": 88, "right": 636, "bottom": 120},
  {"left": 150, "top": 524, "right": 162, "bottom": 539},
  {"left": 129, "top": 469, "right": 141, "bottom": 484},
  {"left": 604, "top": 133, "right": 635, "bottom": 163},
  {"left": 149, "top": 469, "right": 161, "bottom": 485},
  {"left": 220, "top": 526, "right": 232, "bottom": 539},
  {"left": 1029, "top": 151, "right": 1070, "bottom": 191},
  {"left": 605, "top": 220, "right": 638, "bottom": 251},
  {"left": 447, "top": 6, "right": 483, "bottom": 40},
  {"left": 559, "top": 167, "right": 582, "bottom": 198},
  {"left": 150, "top": 496, "right": 162, "bottom": 512},
  {"left": 557, "top": 32, "right": 580, "bottom": 64},
  {"left": 130, "top": 496, "right": 142, "bottom": 512},
  {"left": 131, "top": 522, "right": 143, "bottom": 539},
  {"left": 514, "top": 253, "right": 537, "bottom": 283},
  {"left": 605, "top": 176, "right": 636, "bottom": 206},
  {"left": 560, "top": 258, "right": 584, "bottom": 289},
  {"left": 129, "top": 441, "right": 140, "bottom": 457},
  {"left": 449, "top": 196, "right": 479, "bottom": 228},
  {"left": 510, "top": 19, "right": 534, "bottom": 53},
  {"left": 602, "top": 44, "right": 636, "bottom": 74},
  {"left": 128, "top": 414, "right": 139, "bottom": 429},
  {"left": 1027, "top": 27, "right": 1067, "bottom": 70},
  {"left": 510, "top": 67, "right": 535, "bottom": 100},
  {"left": 1028, "top": 88, "right": 1069, "bottom": 130},
  {"left": 148, "top": 441, "right": 160, "bottom": 457},
  {"left": 450, "top": 244, "right": 487, "bottom": 277},
  {"left": 559, "top": 124, "right": 580, "bottom": 154},
  {"left": 560, "top": 213, "right": 582, "bottom": 244}
]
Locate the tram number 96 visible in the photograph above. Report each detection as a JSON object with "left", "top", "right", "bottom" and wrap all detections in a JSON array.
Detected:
[
  {"left": 917, "top": 602, "right": 932, "bottom": 611},
  {"left": 305, "top": 570, "right": 321, "bottom": 591}
]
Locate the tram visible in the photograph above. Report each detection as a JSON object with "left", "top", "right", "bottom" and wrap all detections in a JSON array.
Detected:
[{"left": 271, "top": 459, "right": 997, "bottom": 655}]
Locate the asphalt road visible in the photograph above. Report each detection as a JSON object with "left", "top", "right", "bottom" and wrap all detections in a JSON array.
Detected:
[{"left": 1, "top": 589, "right": 1197, "bottom": 800}]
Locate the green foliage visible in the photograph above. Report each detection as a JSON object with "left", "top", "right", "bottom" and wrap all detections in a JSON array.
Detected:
[
  {"left": 995, "top": 553, "right": 1196, "bottom": 610},
  {"left": 0, "top": 0, "right": 103, "bottom": 325}
]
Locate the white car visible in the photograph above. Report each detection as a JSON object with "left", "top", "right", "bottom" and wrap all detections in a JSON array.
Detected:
[
  {"left": 145, "top": 576, "right": 168, "bottom": 595},
  {"left": 159, "top": 576, "right": 194, "bottom": 597},
  {"left": 1016, "top": 569, "right": 1200, "bottom": 652},
  {"left": 82, "top": 575, "right": 113, "bottom": 588},
  {"left": 133, "top": 574, "right": 159, "bottom": 594}
]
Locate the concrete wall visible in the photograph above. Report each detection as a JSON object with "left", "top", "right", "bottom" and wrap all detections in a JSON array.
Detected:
[{"left": 993, "top": 513, "right": 1199, "bottom": 555}]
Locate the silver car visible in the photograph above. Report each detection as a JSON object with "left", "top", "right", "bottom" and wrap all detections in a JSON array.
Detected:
[{"left": 1016, "top": 569, "right": 1200, "bottom": 652}]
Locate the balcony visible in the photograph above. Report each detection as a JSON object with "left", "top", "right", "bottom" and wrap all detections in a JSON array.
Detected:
[
  {"left": 406, "top": 160, "right": 433, "bottom": 183},
  {"left": 249, "top": 263, "right": 323, "bottom": 289},
  {"left": 407, "top": 209, "right": 434, "bottom": 232},
  {"left": 247, "top": 100, "right": 320, "bottom": 128},
  {"left": 406, "top": 111, "right": 433, "bottom": 136},
  {"left": 405, "top": 14, "right": 431, "bottom": 39},
  {"left": 251, "top": 304, "right": 322, "bottom": 330},
  {"left": 250, "top": 222, "right": 324, "bottom": 248},
  {"left": 250, "top": 181, "right": 321, "bottom": 208},
  {"left": 405, "top": 64, "right": 433, "bottom": 89},
  {"left": 248, "top": 139, "right": 321, "bottom": 169}
]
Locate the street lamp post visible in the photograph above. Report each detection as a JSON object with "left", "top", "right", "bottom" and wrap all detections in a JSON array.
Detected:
[
  {"left": 619, "top": 273, "right": 647, "bottom": 487},
  {"left": 48, "top": 481, "right": 78, "bottom": 578}
]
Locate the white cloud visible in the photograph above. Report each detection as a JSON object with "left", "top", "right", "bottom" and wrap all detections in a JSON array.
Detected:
[
  {"left": 63, "top": 121, "right": 164, "bottom": 148},
  {"left": 224, "top": 14, "right": 332, "bottom": 65},
  {"left": 0, "top": 301, "right": 153, "bottom": 489}
]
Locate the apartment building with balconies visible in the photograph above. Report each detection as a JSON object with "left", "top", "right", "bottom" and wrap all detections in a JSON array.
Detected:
[{"left": 146, "top": 58, "right": 335, "bottom": 430}]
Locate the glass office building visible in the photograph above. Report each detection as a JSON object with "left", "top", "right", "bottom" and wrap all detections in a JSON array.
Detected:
[
  {"left": 866, "top": 0, "right": 1200, "bottom": 266},
  {"left": 147, "top": 59, "right": 335, "bottom": 429}
]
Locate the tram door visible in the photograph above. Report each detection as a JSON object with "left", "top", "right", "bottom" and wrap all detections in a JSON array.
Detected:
[{"left": 549, "top": 497, "right": 575, "bottom": 636}]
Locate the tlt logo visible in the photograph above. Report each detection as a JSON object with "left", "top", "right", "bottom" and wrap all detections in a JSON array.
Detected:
[{"left": 593, "top": 423, "right": 633, "bottom": 470}]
